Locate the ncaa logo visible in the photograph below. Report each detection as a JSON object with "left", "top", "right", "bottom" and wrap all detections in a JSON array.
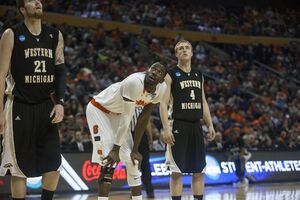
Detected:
[
  {"left": 19, "top": 35, "right": 26, "bottom": 42},
  {"left": 175, "top": 72, "right": 181, "bottom": 77},
  {"left": 205, "top": 155, "right": 221, "bottom": 180}
]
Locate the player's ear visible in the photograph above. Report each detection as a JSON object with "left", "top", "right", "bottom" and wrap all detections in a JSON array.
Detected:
[
  {"left": 19, "top": 7, "right": 25, "bottom": 15},
  {"left": 175, "top": 50, "right": 179, "bottom": 58}
]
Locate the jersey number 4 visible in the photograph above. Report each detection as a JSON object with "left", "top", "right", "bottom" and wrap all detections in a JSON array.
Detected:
[
  {"left": 34, "top": 60, "right": 46, "bottom": 73},
  {"left": 190, "top": 90, "right": 195, "bottom": 100}
]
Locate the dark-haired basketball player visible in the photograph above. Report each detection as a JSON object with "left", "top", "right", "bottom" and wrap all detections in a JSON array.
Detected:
[
  {"left": 86, "top": 62, "right": 167, "bottom": 200},
  {"left": 0, "top": 0, "right": 66, "bottom": 199}
]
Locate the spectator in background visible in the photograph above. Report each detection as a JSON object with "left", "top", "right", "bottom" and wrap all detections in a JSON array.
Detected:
[
  {"left": 229, "top": 147, "right": 252, "bottom": 187},
  {"left": 153, "top": 129, "right": 166, "bottom": 151},
  {"left": 82, "top": 131, "right": 93, "bottom": 152},
  {"left": 69, "top": 131, "right": 85, "bottom": 152}
]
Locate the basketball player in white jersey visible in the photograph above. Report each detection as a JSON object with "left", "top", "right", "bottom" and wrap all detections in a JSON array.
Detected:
[{"left": 86, "top": 62, "right": 167, "bottom": 200}]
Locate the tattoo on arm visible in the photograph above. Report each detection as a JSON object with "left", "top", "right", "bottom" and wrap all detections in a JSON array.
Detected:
[{"left": 55, "top": 31, "right": 64, "bottom": 65}]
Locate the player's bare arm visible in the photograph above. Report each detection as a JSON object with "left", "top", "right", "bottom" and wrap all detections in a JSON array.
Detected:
[
  {"left": 159, "top": 74, "right": 175, "bottom": 145},
  {"left": 146, "top": 120, "right": 154, "bottom": 150},
  {"left": 0, "top": 29, "right": 14, "bottom": 133},
  {"left": 55, "top": 31, "right": 64, "bottom": 65},
  {"left": 104, "top": 97, "right": 136, "bottom": 167},
  {"left": 202, "top": 78, "right": 215, "bottom": 141},
  {"left": 131, "top": 103, "right": 156, "bottom": 165}
]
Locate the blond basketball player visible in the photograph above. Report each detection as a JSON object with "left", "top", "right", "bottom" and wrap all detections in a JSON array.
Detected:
[{"left": 160, "top": 40, "right": 216, "bottom": 200}]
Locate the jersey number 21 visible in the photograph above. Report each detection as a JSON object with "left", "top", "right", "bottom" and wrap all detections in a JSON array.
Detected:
[{"left": 34, "top": 60, "right": 46, "bottom": 73}]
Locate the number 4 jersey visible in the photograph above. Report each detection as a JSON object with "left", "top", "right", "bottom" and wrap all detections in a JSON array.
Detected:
[
  {"left": 7, "top": 22, "right": 59, "bottom": 104},
  {"left": 168, "top": 67, "right": 203, "bottom": 122}
]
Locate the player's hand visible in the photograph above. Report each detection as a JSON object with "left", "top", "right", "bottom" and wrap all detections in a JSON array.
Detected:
[
  {"left": 0, "top": 111, "right": 4, "bottom": 134},
  {"left": 130, "top": 151, "right": 142, "bottom": 168},
  {"left": 163, "top": 128, "right": 175, "bottom": 146},
  {"left": 50, "top": 104, "right": 64, "bottom": 123},
  {"left": 207, "top": 126, "right": 216, "bottom": 141},
  {"left": 103, "top": 147, "right": 120, "bottom": 168}
]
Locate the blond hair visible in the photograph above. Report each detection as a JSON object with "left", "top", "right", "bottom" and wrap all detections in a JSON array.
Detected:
[{"left": 174, "top": 40, "right": 192, "bottom": 53}]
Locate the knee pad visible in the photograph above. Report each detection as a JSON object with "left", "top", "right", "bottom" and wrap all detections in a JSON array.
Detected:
[
  {"left": 125, "top": 161, "right": 141, "bottom": 187},
  {"left": 98, "top": 166, "right": 115, "bottom": 185}
]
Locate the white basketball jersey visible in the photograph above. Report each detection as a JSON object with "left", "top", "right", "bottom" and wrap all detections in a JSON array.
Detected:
[{"left": 93, "top": 72, "right": 166, "bottom": 113}]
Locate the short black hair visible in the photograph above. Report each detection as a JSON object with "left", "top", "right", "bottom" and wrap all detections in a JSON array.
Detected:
[
  {"left": 16, "top": 0, "right": 25, "bottom": 10},
  {"left": 150, "top": 62, "right": 167, "bottom": 76},
  {"left": 16, "top": 0, "right": 25, "bottom": 15}
]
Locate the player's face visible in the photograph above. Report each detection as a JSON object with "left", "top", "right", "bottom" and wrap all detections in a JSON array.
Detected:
[
  {"left": 145, "top": 64, "right": 166, "bottom": 85},
  {"left": 22, "top": 0, "right": 43, "bottom": 19},
  {"left": 175, "top": 42, "right": 193, "bottom": 61}
]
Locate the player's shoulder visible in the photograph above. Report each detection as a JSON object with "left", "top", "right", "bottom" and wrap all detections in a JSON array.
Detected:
[
  {"left": 157, "top": 81, "right": 167, "bottom": 92},
  {"left": 1, "top": 28, "right": 14, "bottom": 42},
  {"left": 121, "top": 72, "right": 144, "bottom": 92},
  {"left": 42, "top": 23, "right": 59, "bottom": 34},
  {"left": 167, "top": 67, "right": 181, "bottom": 79},
  {"left": 2, "top": 28, "right": 14, "bottom": 36},
  {"left": 7, "top": 22, "right": 24, "bottom": 33},
  {"left": 167, "top": 66, "right": 177, "bottom": 74},
  {"left": 192, "top": 69, "right": 203, "bottom": 79},
  {"left": 124, "top": 72, "right": 145, "bottom": 83}
]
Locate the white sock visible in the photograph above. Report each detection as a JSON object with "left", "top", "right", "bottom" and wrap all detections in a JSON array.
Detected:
[
  {"left": 132, "top": 195, "right": 143, "bottom": 200},
  {"left": 98, "top": 197, "right": 108, "bottom": 200}
]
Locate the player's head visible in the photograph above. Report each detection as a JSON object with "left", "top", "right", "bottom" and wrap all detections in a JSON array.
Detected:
[
  {"left": 16, "top": 0, "right": 43, "bottom": 19},
  {"left": 174, "top": 40, "right": 193, "bottom": 61},
  {"left": 145, "top": 62, "right": 167, "bottom": 86}
]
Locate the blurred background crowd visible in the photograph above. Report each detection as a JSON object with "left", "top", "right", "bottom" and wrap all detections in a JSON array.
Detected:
[
  {"left": 1, "top": 0, "right": 299, "bottom": 153},
  {"left": 5, "top": 0, "right": 300, "bottom": 37}
]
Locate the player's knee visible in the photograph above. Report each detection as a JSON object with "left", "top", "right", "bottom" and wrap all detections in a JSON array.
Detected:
[
  {"left": 98, "top": 166, "right": 115, "bottom": 185},
  {"left": 126, "top": 162, "right": 141, "bottom": 187},
  {"left": 11, "top": 176, "right": 27, "bottom": 198},
  {"left": 192, "top": 173, "right": 204, "bottom": 181},
  {"left": 171, "top": 172, "right": 182, "bottom": 180}
]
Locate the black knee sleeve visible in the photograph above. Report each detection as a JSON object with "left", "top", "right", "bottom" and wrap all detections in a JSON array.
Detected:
[{"left": 98, "top": 166, "right": 115, "bottom": 185}]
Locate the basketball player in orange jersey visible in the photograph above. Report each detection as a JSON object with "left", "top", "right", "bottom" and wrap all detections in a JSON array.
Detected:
[{"left": 160, "top": 40, "right": 216, "bottom": 200}]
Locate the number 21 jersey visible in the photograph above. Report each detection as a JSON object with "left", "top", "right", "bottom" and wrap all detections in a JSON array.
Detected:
[{"left": 8, "top": 22, "right": 59, "bottom": 104}]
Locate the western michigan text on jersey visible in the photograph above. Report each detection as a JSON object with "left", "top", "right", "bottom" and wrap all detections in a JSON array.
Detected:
[
  {"left": 24, "top": 48, "right": 53, "bottom": 59},
  {"left": 179, "top": 80, "right": 201, "bottom": 89},
  {"left": 181, "top": 102, "right": 202, "bottom": 109},
  {"left": 25, "top": 75, "right": 54, "bottom": 83}
]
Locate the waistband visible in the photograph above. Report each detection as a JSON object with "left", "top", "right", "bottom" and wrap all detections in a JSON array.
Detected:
[
  {"left": 90, "top": 98, "right": 120, "bottom": 115},
  {"left": 13, "top": 96, "right": 52, "bottom": 105},
  {"left": 173, "top": 118, "right": 201, "bottom": 123}
]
